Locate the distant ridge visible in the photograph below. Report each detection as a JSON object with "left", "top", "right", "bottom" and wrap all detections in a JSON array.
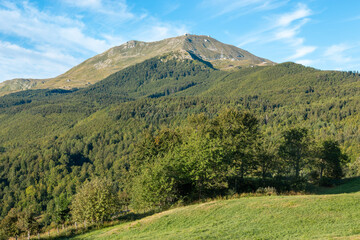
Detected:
[{"left": 0, "top": 34, "right": 273, "bottom": 96}]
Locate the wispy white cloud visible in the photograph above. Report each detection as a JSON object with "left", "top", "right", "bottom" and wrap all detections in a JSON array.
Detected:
[
  {"left": 324, "top": 43, "right": 353, "bottom": 63},
  {"left": 273, "top": 18, "right": 309, "bottom": 42},
  {"left": 289, "top": 46, "right": 316, "bottom": 59},
  {"left": 0, "top": 1, "right": 191, "bottom": 81},
  {"left": 132, "top": 19, "right": 189, "bottom": 42},
  {"left": 238, "top": 3, "right": 316, "bottom": 60},
  {"left": 0, "top": 1, "right": 108, "bottom": 80},
  {"left": 297, "top": 43, "right": 360, "bottom": 71},
  {"left": 162, "top": 3, "right": 181, "bottom": 16},
  {"left": 202, "top": 0, "right": 287, "bottom": 18},
  {"left": 63, "top": 0, "right": 134, "bottom": 19},
  {"left": 0, "top": 1, "right": 110, "bottom": 53},
  {"left": 102, "top": 34, "right": 126, "bottom": 47},
  {"left": 276, "top": 3, "right": 311, "bottom": 26},
  {"left": 295, "top": 59, "right": 316, "bottom": 66},
  {"left": 0, "top": 41, "right": 78, "bottom": 80},
  {"left": 274, "top": 28, "right": 298, "bottom": 39},
  {"left": 64, "top": 0, "right": 102, "bottom": 9},
  {"left": 272, "top": 5, "right": 314, "bottom": 54},
  {"left": 236, "top": 3, "right": 360, "bottom": 71}
]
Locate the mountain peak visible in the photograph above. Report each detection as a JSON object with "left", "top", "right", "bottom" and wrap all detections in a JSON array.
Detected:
[
  {"left": 120, "top": 34, "right": 272, "bottom": 63},
  {"left": 0, "top": 34, "right": 274, "bottom": 95}
]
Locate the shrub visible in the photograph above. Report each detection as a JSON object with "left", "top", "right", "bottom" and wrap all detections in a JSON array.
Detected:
[
  {"left": 71, "top": 178, "right": 119, "bottom": 225},
  {"left": 256, "top": 187, "right": 277, "bottom": 196}
]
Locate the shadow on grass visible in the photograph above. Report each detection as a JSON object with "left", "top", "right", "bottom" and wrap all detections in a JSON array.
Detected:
[
  {"left": 45, "top": 211, "right": 156, "bottom": 240},
  {"left": 316, "top": 176, "right": 360, "bottom": 195}
]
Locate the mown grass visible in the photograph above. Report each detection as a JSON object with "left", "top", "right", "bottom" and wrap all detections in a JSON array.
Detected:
[{"left": 62, "top": 189, "right": 360, "bottom": 240}]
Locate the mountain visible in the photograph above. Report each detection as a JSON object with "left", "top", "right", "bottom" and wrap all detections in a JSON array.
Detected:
[
  {"left": 0, "top": 78, "right": 42, "bottom": 93},
  {"left": 0, "top": 34, "right": 359, "bottom": 236},
  {"left": 0, "top": 34, "right": 273, "bottom": 96}
]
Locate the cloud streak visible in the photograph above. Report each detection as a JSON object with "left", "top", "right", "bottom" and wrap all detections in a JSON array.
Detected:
[
  {"left": 235, "top": 3, "right": 360, "bottom": 71},
  {"left": 64, "top": 0, "right": 102, "bottom": 9},
  {"left": 202, "top": 0, "right": 287, "bottom": 18},
  {"left": 289, "top": 46, "right": 317, "bottom": 59},
  {"left": 131, "top": 18, "right": 189, "bottom": 42},
  {"left": 238, "top": 3, "right": 316, "bottom": 61},
  {"left": 0, "top": 1, "right": 114, "bottom": 53},
  {"left": 296, "top": 43, "right": 360, "bottom": 70},
  {"left": 0, "top": 1, "right": 190, "bottom": 81},
  {"left": 276, "top": 3, "right": 311, "bottom": 26},
  {"left": 324, "top": 44, "right": 353, "bottom": 63},
  {"left": 63, "top": 0, "right": 135, "bottom": 20},
  {"left": 0, "top": 41, "right": 78, "bottom": 80}
]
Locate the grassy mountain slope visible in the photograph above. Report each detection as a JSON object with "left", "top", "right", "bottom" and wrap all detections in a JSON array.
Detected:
[
  {"left": 0, "top": 78, "right": 43, "bottom": 96},
  {"left": 0, "top": 35, "right": 273, "bottom": 96},
  {"left": 66, "top": 191, "right": 360, "bottom": 239}
]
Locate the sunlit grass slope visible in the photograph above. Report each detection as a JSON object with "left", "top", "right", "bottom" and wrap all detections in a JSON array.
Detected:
[{"left": 66, "top": 192, "right": 360, "bottom": 240}]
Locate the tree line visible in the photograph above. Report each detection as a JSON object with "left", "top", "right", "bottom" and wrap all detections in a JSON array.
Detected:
[
  {"left": 1, "top": 108, "right": 348, "bottom": 239},
  {"left": 129, "top": 108, "right": 348, "bottom": 210}
]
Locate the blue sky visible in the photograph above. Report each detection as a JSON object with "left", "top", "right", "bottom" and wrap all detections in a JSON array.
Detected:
[{"left": 1, "top": 0, "right": 360, "bottom": 82}]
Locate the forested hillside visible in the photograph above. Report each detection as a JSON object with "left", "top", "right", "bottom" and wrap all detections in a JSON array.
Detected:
[{"left": 0, "top": 54, "right": 359, "bottom": 238}]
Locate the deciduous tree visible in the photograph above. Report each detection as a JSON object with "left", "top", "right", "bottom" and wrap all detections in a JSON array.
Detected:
[
  {"left": 318, "top": 139, "right": 348, "bottom": 180},
  {"left": 279, "top": 128, "right": 310, "bottom": 178},
  {"left": 71, "top": 178, "right": 118, "bottom": 225}
]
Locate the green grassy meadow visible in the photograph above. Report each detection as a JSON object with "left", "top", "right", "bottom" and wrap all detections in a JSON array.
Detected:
[{"left": 61, "top": 179, "right": 360, "bottom": 240}]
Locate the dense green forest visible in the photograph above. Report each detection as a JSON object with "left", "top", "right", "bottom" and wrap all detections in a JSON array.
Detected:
[{"left": 0, "top": 55, "right": 359, "bottom": 238}]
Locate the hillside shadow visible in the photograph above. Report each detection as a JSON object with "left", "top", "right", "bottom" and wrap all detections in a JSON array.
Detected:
[{"left": 316, "top": 176, "right": 360, "bottom": 195}]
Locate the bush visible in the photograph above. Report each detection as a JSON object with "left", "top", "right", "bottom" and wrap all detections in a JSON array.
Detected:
[
  {"left": 71, "top": 178, "right": 119, "bottom": 225},
  {"left": 256, "top": 187, "right": 277, "bottom": 195}
]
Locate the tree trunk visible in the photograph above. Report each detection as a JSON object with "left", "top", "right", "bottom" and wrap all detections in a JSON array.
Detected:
[
  {"left": 320, "top": 165, "right": 324, "bottom": 181},
  {"left": 75, "top": 221, "right": 78, "bottom": 230},
  {"left": 262, "top": 166, "right": 266, "bottom": 180},
  {"left": 27, "top": 231, "right": 30, "bottom": 240}
]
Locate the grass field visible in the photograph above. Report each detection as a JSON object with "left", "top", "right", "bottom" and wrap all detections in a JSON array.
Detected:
[{"left": 60, "top": 178, "right": 360, "bottom": 240}]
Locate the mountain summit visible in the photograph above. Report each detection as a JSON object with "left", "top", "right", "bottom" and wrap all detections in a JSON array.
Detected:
[{"left": 0, "top": 34, "right": 273, "bottom": 95}]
